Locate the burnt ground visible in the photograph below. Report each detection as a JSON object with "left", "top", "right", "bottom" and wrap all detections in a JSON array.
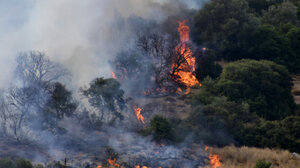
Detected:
[{"left": 0, "top": 89, "right": 209, "bottom": 167}]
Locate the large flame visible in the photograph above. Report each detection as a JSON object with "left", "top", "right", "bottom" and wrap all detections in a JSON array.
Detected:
[
  {"left": 172, "top": 20, "right": 200, "bottom": 88},
  {"left": 134, "top": 106, "right": 145, "bottom": 125},
  {"left": 205, "top": 146, "right": 222, "bottom": 168}
]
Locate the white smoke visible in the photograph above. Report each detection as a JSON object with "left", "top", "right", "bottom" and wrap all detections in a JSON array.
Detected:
[{"left": 0, "top": 0, "right": 206, "bottom": 88}]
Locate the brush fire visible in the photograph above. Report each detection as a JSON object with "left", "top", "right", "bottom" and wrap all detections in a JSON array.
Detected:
[{"left": 0, "top": 1, "right": 227, "bottom": 167}]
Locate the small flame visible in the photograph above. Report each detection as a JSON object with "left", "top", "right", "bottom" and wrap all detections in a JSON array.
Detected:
[
  {"left": 205, "top": 146, "right": 222, "bottom": 168},
  {"left": 96, "top": 166, "right": 102, "bottom": 168},
  {"left": 134, "top": 106, "right": 145, "bottom": 125},
  {"left": 111, "top": 71, "right": 117, "bottom": 79},
  {"left": 107, "top": 158, "right": 120, "bottom": 167}
]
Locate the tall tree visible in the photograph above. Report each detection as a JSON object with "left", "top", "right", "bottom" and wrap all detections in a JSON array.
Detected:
[{"left": 81, "top": 78, "right": 125, "bottom": 123}]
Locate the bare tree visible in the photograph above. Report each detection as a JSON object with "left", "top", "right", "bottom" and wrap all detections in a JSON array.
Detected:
[
  {"left": 8, "top": 86, "right": 39, "bottom": 139},
  {"left": 15, "top": 51, "right": 70, "bottom": 86},
  {"left": 7, "top": 51, "right": 71, "bottom": 139}
]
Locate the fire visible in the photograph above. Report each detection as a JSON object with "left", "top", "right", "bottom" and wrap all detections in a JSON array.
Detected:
[
  {"left": 135, "top": 166, "right": 162, "bottom": 168},
  {"left": 107, "top": 158, "right": 120, "bottom": 167},
  {"left": 205, "top": 146, "right": 222, "bottom": 168},
  {"left": 171, "top": 20, "right": 200, "bottom": 88},
  {"left": 111, "top": 71, "right": 117, "bottom": 79},
  {"left": 134, "top": 106, "right": 145, "bottom": 125}
]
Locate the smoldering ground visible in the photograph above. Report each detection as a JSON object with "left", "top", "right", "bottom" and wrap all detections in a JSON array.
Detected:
[{"left": 0, "top": 0, "right": 218, "bottom": 167}]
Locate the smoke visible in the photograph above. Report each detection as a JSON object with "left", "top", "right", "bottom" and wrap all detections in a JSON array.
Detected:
[
  {"left": 0, "top": 0, "right": 207, "bottom": 88},
  {"left": 0, "top": 1, "right": 212, "bottom": 166}
]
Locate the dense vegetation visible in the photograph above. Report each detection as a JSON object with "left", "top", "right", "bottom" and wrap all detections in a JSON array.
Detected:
[
  {"left": 182, "top": 59, "right": 300, "bottom": 152},
  {"left": 193, "top": 0, "right": 300, "bottom": 73},
  {"left": 0, "top": 0, "right": 299, "bottom": 167}
]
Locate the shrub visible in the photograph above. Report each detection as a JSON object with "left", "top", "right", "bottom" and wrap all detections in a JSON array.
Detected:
[
  {"left": 150, "top": 115, "right": 173, "bottom": 142},
  {"left": 217, "top": 59, "right": 295, "bottom": 120},
  {"left": 254, "top": 160, "right": 272, "bottom": 168},
  {"left": 35, "top": 164, "right": 44, "bottom": 168},
  {"left": 15, "top": 158, "right": 33, "bottom": 168}
]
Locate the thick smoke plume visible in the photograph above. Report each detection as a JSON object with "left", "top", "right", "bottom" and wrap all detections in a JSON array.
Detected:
[
  {"left": 0, "top": 0, "right": 210, "bottom": 167},
  {"left": 0, "top": 0, "right": 206, "bottom": 88}
]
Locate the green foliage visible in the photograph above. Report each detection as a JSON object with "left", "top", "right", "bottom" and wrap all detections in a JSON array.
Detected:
[
  {"left": 254, "top": 160, "right": 272, "bottom": 168},
  {"left": 35, "top": 164, "right": 44, "bottom": 168},
  {"left": 42, "top": 82, "right": 77, "bottom": 133},
  {"left": 189, "top": 94, "right": 255, "bottom": 146},
  {"left": 190, "top": 65, "right": 300, "bottom": 151},
  {"left": 81, "top": 78, "right": 125, "bottom": 121},
  {"left": 262, "top": 1, "right": 298, "bottom": 26},
  {"left": 195, "top": 51, "right": 222, "bottom": 80},
  {"left": 150, "top": 115, "right": 173, "bottom": 142},
  {"left": 247, "top": 0, "right": 283, "bottom": 14},
  {"left": 193, "top": 0, "right": 259, "bottom": 52},
  {"left": 0, "top": 158, "right": 13, "bottom": 168},
  {"left": 193, "top": 0, "right": 300, "bottom": 73},
  {"left": 15, "top": 158, "right": 33, "bottom": 168},
  {"left": 217, "top": 59, "right": 295, "bottom": 120}
]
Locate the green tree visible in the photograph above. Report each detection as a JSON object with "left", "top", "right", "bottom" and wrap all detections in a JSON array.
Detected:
[
  {"left": 217, "top": 59, "right": 295, "bottom": 120},
  {"left": 81, "top": 78, "right": 125, "bottom": 122},
  {"left": 0, "top": 158, "right": 13, "bottom": 168},
  {"left": 42, "top": 82, "right": 77, "bottom": 132},
  {"left": 193, "top": 0, "right": 259, "bottom": 53},
  {"left": 195, "top": 51, "right": 222, "bottom": 80},
  {"left": 262, "top": 1, "right": 298, "bottom": 26},
  {"left": 247, "top": 0, "right": 283, "bottom": 14},
  {"left": 15, "top": 158, "right": 33, "bottom": 168}
]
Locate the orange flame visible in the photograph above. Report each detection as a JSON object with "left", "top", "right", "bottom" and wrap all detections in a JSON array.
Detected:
[
  {"left": 111, "top": 72, "right": 117, "bottom": 79},
  {"left": 134, "top": 106, "right": 145, "bottom": 125},
  {"left": 171, "top": 20, "right": 200, "bottom": 88},
  {"left": 205, "top": 146, "right": 222, "bottom": 168},
  {"left": 107, "top": 158, "right": 120, "bottom": 167},
  {"left": 96, "top": 166, "right": 102, "bottom": 168}
]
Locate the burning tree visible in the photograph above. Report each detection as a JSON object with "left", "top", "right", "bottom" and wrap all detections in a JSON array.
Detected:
[{"left": 112, "top": 20, "right": 201, "bottom": 96}]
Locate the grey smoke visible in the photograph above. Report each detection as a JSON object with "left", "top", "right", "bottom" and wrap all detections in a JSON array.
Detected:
[{"left": 0, "top": 0, "right": 207, "bottom": 88}]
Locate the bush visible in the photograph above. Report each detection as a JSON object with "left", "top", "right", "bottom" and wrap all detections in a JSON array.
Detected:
[
  {"left": 217, "top": 59, "right": 295, "bottom": 120},
  {"left": 254, "top": 160, "right": 272, "bottom": 168},
  {"left": 15, "top": 158, "right": 33, "bottom": 168},
  {"left": 35, "top": 164, "right": 44, "bottom": 168},
  {"left": 150, "top": 115, "right": 173, "bottom": 142}
]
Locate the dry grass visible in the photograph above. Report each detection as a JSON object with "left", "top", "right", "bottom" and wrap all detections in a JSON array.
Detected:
[{"left": 209, "top": 145, "right": 300, "bottom": 168}]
